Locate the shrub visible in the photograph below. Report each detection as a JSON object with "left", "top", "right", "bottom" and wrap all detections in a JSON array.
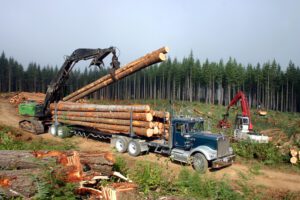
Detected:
[
  {"left": 175, "top": 168, "right": 243, "bottom": 200},
  {"left": 233, "top": 141, "right": 284, "bottom": 164},
  {"left": 129, "top": 161, "right": 168, "bottom": 195},
  {"left": 112, "top": 156, "right": 128, "bottom": 175}
]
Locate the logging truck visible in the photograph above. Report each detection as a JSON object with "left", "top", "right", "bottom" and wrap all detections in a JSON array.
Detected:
[
  {"left": 49, "top": 111, "right": 235, "bottom": 173},
  {"left": 18, "top": 46, "right": 234, "bottom": 173}
]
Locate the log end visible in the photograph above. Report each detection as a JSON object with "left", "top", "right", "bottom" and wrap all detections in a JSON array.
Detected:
[
  {"left": 158, "top": 53, "right": 166, "bottom": 61},
  {"left": 290, "top": 156, "right": 298, "bottom": 164}
]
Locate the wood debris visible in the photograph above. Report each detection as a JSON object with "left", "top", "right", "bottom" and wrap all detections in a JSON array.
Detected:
[
  {"left": 9, "top": 92, "right": 45, "bottom": 105},
  {"left": 0, "top": 150, "right": 136, "bottom": 199}
]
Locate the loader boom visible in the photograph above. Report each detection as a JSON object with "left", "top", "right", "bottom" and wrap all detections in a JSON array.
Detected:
[
  {"left": 226, "top": 91, "right": 253, "bottom": 130},
  {"left": 43, "top": 47, "right": 120, "bottom": 115}
]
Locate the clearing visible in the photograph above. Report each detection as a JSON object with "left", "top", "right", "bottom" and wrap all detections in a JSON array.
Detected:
[{"left": 1, "top": 96, "right": 300, "bottom": 195}]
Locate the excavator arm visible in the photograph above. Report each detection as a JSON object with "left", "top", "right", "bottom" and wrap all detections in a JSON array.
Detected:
[
  {"left": 219, "top": 91, "right": 253, "bottom": 130},
  {"left": 227, "top": 91, "right": 250, "bottom": 118},
  {"left": 43, "top": 47, "right": 120, "bottom": 115}
]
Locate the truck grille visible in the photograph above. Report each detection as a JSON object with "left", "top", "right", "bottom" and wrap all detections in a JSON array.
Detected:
[{"left": 217, "top": 136, "right": 230, "bottom": 157}]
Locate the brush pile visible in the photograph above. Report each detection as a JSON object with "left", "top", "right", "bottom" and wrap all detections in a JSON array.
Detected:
[
  {"left": 50, "top": 101, "right": 170, "bottom": 139},
  {"left": 9, "top": 92, "right": 45, "bottom": 105},
  {"left": 0, "top": 150, "right": 137, "bottom": 199}
]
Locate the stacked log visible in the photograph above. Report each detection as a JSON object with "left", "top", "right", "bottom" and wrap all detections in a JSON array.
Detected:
[
  {"left": 290, "top": 148, "right": 300, "bottom": 164},
  {"left": 63, "top": 46, "right": 169, "bottom": 102},
  {"left": 50, "top": 102, "right": 170, "bottom": 139},
  {"left": 9, "top": 92, "right": 45, "bottom": 105}
]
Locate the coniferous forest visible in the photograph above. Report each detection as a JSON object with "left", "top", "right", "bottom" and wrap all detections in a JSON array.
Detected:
[{"left": 0, "top": 51, "right": 299, "bottom": 112}]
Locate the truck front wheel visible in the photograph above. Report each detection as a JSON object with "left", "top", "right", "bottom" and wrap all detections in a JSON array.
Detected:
[
  {"left": 128, "top": 140, "right": 141, "bottom": 157},
  {"left": 192, "top": 153, "right": 208, "bottom": 173},
  {"left": 115, "top": 137, "right": 129, "bottom": 153}
]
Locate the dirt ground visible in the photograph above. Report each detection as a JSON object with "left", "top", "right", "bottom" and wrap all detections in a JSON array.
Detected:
[{"left": 1, "top": 97, "right": 300, "bottom": 194}]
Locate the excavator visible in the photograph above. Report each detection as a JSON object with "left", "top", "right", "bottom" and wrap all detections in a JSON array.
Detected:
[
  {"left": 18, "top": 47, "right": 120, "bottom": 134},
  {"left": 218, "top": 91, "right": 269, "bottom": 143}
]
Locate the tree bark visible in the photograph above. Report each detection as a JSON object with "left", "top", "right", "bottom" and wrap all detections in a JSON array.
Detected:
[
  {"left": 56, "top": 116, "right": 154, "bottom": 128},
  {"left": 52, "top": 111, "right": 153, "bottom": 121},
  {"left": 57, "top": 119, "right": 154, "bottom": 137},
  {"left": 50, "top": 102, "right": 151, "bottom": 112}
]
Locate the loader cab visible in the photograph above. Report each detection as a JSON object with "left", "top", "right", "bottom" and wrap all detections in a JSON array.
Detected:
[{"left": 234, "top": 114, "right": 249, "bottom": 133}]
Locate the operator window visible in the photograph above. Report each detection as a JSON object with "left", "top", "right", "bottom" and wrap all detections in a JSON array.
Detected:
[
  {"left": 242, "top": 118, "right": 249, "bottom": 124},
  {"left": 176, "top": 123, "right": 184, "bottom": 132}
]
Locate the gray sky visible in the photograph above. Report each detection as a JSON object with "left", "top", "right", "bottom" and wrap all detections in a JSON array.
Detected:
[{"left": 0, "top": 0, "right": 299, "bottom": 69}]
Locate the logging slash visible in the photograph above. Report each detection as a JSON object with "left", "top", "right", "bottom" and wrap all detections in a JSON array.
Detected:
[{"left": 0, "top": 150, "right": 136, "bottom": 199}]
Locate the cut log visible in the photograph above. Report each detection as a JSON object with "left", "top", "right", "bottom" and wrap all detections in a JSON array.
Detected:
[
  {"left": 58, "top": 119, "right": 154, "bottom": 137},
  {"left": 67, "top": 52, "right": 167, "bottom": 102},
  {"left": 56, "top": 115, "right": 154, "bottom": 128},
  {"left": 50, "top": 102, "right": 151, "bottom": 112},
  {"left": 52, "top": 111, "right": 153, "bottom": 121},
  {"left": 290, "top": 149, "right": 298, "bottom": 157},
  {"left": 0, "top": 169, "right": 40, "bottom": 198},
  {"left": 63, "top": 46, "right": 169, "bottom": 101},
  {"left": 9, "top": 92, "right": 45, "bottom": 105},
  {"left": 0, "top": 150, "right": 115, "bottom": 199},
  {"left": 152, "top": 110, "right": 170, "bottom": 119},
  {"left": 290, "top": 156, "right": 298, "bottom": 164}
]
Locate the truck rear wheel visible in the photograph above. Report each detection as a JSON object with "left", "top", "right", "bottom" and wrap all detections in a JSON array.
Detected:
[
  {"left": 115, "top": 137, "right": 129, "bottom": 153},
  {"left": 192, "top": 153, "right": 208, "bottom": 173},
  {"left": 128, "top": 140, "right": 141, "bottom": 157}
]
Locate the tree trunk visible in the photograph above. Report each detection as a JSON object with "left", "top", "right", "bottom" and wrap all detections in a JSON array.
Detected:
[
  {"left": 286, "top": 79, "right": 289, "bottom": 112},
  {"left": 8, "top": 66, "right": 11, "bottom": 92}
]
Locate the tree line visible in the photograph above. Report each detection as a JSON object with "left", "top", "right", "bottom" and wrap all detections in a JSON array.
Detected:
[{"left": 0, "top": 51, "right": 299, "bottom": 112}]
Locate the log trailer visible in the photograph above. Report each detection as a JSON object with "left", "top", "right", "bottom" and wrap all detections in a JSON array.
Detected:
[
  {"left": 18, "top": 47, "right": 120, "bottom": 134},
  {"left": 50, "top": 113, "right": 235, "bottom": 173},
  {"left": 218, "top": 91, "right": 269, "bottom": 143}
]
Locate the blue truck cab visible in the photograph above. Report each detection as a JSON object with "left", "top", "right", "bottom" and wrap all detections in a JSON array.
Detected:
[{"left": 168, "top": 117, "right": 235, "bottom": 172}]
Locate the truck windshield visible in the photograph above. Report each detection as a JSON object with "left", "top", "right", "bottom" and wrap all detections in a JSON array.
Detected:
[{"left": 188, "top": 122, "right": 204, "bottom": 133}]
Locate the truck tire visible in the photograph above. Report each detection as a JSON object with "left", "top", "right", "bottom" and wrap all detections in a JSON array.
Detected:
[
  {"left": 128, "top": 140, "right": 141, "bottom": 157},
  {"left": 115, "top": 137, "right": 129, "bottom": 153},
  {"left": 192, "top": 153, "right": 208, "bottom": 173}
]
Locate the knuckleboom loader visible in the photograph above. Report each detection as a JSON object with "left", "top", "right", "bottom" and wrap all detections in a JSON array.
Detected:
[
  {"left": 218, "top": 91, "right": 269, "bottom": 143},
  {"left": 18, "top": 47, "right": 120, "bottom": 134}
]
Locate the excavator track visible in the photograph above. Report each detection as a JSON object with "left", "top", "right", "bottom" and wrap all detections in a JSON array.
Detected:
[{"left": 19, "top": 119, "right": 44, "bottom": 135}]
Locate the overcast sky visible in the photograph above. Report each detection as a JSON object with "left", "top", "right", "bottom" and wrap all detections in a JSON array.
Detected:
[{"left": 0, "top": 0, "right": 299, "bottom": 69}]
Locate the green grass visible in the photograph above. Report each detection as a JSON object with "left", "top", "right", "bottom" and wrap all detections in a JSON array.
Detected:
[
  {"left": 232, "top": 140, "right": 284, "bottom": 165},
  {"left": 114, "top": 157, "right": 248, "bottom": 200}
]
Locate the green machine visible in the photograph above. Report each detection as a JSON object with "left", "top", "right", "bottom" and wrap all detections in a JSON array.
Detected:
[
  {"left": 18, "top": 101, "right": 44, "bottom": 117},
  {"left": 18, "top": 47, "right": 120, "bottom": 134}
]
